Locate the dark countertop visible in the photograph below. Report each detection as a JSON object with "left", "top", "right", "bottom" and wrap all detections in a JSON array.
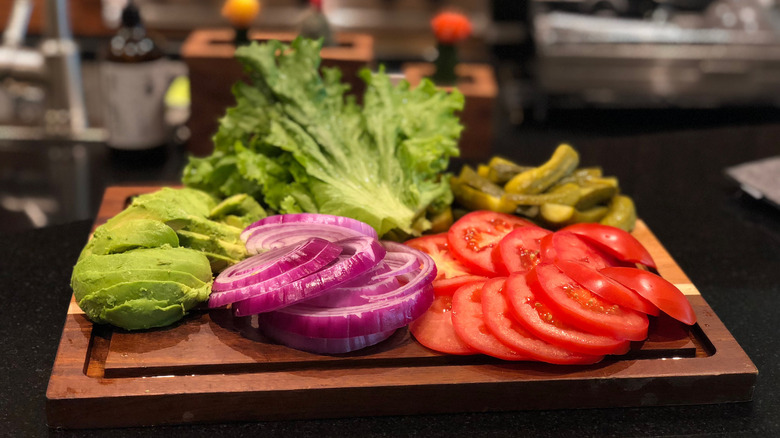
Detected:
[{"left": 1, "top": 107, "right": 779, "bottom": 437}]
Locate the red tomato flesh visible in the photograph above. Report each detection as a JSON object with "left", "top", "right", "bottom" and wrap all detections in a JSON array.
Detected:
[
  {"left": 405, "top": 233, "right": 474, "bottom": 279},
  {"left": 505, "top": 272, "right": 630, "bottom": 356},
  {"left": 409, "top": 293, "right": 478, "bottom": 355},
  {"left": 561, "top": 223, "right": 657, "bottom": 269},
  {"left": 480, "top": 277, "right": 603, "bottom": 365},
  {"left": 540, "top": 231, "right": 623, "bottom": 270},
  {"left": 496, "top": 226, "right": 552, "bottom": 275},
  {"left": 433, "top": 275, "right": 489, "bottom": 296},
  {"left": 555, "top": 260, "right": 660, "bottom": 316},
  {"left": 447, "top": 210, "right": 535, "bottom": 276},
  {"left": 600, "top": 267, "right": 697, "bottom": 325},
  {"left": 451, "top": 279, "right": 529, "bottom": 361},
  {"left": 530, "top": 263, "right": 649, "bottom": 341}
]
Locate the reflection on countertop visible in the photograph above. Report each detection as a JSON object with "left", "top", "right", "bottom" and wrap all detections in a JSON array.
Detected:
[{"left": 0, "top": 139, "right": 188, "bottom": 233}]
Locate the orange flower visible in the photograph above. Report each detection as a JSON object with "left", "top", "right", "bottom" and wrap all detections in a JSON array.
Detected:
[
  {"left": 222, "top": 0, "right": 261, "bottom": 28},
  {"left": 431, "top": 11, "right": 472, "bottom": 44}
]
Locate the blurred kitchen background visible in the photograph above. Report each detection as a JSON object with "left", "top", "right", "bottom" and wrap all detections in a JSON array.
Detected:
[{"left": 2, "top": 0, "right": 780, "bottom": 233}]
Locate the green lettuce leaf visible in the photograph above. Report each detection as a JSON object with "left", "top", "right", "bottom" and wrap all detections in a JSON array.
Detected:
[{"left": 182, "top": 37, "right": 463, "bottom": 238}]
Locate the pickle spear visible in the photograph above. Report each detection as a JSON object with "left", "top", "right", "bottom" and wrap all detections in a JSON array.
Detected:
[{"left": 505, "top": 144, "right": 580, "bottom": 194}]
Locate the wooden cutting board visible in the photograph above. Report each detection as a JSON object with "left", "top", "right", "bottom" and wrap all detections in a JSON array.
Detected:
[{"left": 45, "top": 186, "right": 758, "bottom": 429}]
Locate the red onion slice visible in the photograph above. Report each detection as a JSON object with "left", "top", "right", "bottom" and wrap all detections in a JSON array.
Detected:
[
  {"left": 258, "top": 247, "right": 436, "bottom": 338},
  {"left": 208, "top": 239, "right": 343, "bottom": 308},
  {"left": 244, "top": 223, "right": 369, "bottom": 254},
  {"left": 302, "top": 274, "right": 402, "bottom": 308},
  {"left": 260, "top": 323, "right": 397, "bottom": 354},
  {"left": 304, "top": 243, "right": 426, "bottom": 307},
  {"left": 213, "top": 237, "right": 341, "bottom": 291},
  {"left": 232, "top": 236, "right": 386, "bottom": 316},
  {"left": 241, "top": 213, "right": 378, "bottom": 243}
]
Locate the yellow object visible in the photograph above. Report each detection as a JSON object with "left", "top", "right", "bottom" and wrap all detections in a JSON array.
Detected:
[
  {"left": 164, "top": 76, "right": 190, "bottom": 108},
  {"left": 600, "top": 195, "right": 637, "bottom": 232},
  {"left": 504, "top": 144, "right": 580, "bottom": 194},
  {"left": 222, "top": 0, "right": 261, "bottom": 28}
]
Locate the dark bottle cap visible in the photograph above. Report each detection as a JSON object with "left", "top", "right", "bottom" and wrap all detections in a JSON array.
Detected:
[{"left": 122, "top": 1, "right": 142, "bottom": 28}]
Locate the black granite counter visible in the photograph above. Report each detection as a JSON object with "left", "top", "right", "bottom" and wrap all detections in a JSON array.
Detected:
[{"left": 1, "top": 107, "right": 779, "bottom": 437}]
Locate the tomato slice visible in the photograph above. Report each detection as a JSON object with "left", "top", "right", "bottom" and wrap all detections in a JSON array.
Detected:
[
  {"left": 540, "top": 231, "right": 622, "bottom": 270},
  {"left": 561, "top": 223, "right": 657, "bottom": 269},
  {"left": 447, "top": 210, "right": 535, "bottom": 276},
  {"left": 409, "top": 293, "right": 478, "bottom": 355},
  {"left": 433, "top": 275, "right": 489, "bottom": 296},
  {"left": 530, "top": 263, "right": 649, "bottom": 341},
  {"left": 600, "top": 267, "right": 697, "bottom": 325},
  {"left": 505, "top": 272, "right": 630, "bottom": 356},
  {"left": 451, "top": 279, "right": 529, "bottom": 361},
  {"left": 405, "top": 233, "right": 474, "bottom": 279},
  {"left": 481, "top": 277, "right": 603, "bottom": 365},
  {"left": 555, "top": 260, "right": 660, "bottom": 316},
  {"left": 495, "top": 226, "right": 552, "bottom": 276}
]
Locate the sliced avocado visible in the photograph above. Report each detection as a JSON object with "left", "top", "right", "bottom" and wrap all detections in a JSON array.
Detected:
[
  {"left": 73, "top": 268, "right": 209, "bottom": 296},
  {"left": 89, "top": 219, "right": 179, "bottom": 256},
  {"left": 100, "top": 299, "right": 188, "bottom": 331},
  {"left": 78, "top": 280, "right": 210, "bottom": 330},
  {"left": 104, "top": 187, "right": 217, "bottom": 230},
  {"left": 209, "top": 193, "right": 267, "bottom": 229}
]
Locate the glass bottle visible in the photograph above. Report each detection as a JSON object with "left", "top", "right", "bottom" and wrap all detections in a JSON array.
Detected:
[{"left": 101, "top": 0, "right": 171, "bottom": 150}]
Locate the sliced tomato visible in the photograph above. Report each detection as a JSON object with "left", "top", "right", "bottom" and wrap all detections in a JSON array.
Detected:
[
  {"left": 530, "top": 263, "right": 649, "bottom": 341},
  {"left": 433, "top": 275, "right": 489, "bottom": 296},
  {"left": 540, "top": 231, "right": 622, "bottom": 270},
  {"left": 480, "top": 277, "right": 603, "bottom": 365},
  {"left": 505, "top": 272, "right": 630, "bottom": 356},
  {"left": 409, "top": 293, "right": 478, "bottom": 355},
  {"left": 495, "top": 226, "right": 552, "bottom": 276},
  {"left": 405, "top": 233, "right": 474, "bottom": 279},
  {"left": 555, "top": 260, "right": 660, "bottom": 316},
  {"left": 447, "top": 210, "right": 535, "bottom": 276},
  {"left": 600, "top": 267, "right": 697, "bottom": 325},
  {"left": 451, "top": 279, "right": 529, "bottom": 361},
  {"left": 561, "top": 223, "right": 657, "bottom": 269}
]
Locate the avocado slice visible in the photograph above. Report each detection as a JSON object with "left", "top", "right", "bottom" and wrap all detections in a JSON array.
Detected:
[{"left": 88, "top": 219, "right": 180, "bottom": 256}]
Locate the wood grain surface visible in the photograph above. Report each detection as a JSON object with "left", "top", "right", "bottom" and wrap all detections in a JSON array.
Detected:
[{"left": 45, "top": 186, "right": 757, "bottom": 429}]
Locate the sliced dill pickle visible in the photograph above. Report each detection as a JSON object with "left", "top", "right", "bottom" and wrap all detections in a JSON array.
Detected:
[
  {"left": 477, "top": 164, "right": 491, "bottom": 179},
  {"left": 502, "top": 182, "right": 581, "bottom": 206},
  {"left": 485, "top": 156, "right": 531, "bottom": 184},
  {"left": 504, "top": 144, "right": 580, "bottom": 194},
  {"left": 458, "top": 165, "right": 505, "bottom": 197},
  {"left": 539, "top": 203, "right": 574, "bottom": 225},
  {"left": 600, "top": 195, "right": 637, "bottom": 232},
  {"left": 428, "top": 206, "right": 454, "bottom": 234},
  {"left": 556, "top": 167, "right": 604, "bottom": 185},
  {"left": 452, "top": 178, "right": 515, "bottom": 213},
  {"left": 540, "top": 203, "right": 609, "bottom": 228},
  {"left": 574, "top": 183, "right": 618, "bottom": 210}
]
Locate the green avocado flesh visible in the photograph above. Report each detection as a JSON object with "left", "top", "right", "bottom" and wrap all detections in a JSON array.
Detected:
[
  {"left": 71, "top": 246, "right": 212, "bottom": 330},
  {"left": 71, "top": 187, "right": 265, "bottom": 331}
]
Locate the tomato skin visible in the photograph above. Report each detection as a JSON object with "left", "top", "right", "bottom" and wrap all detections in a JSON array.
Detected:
[
  {"left": 447, "top": 210, "right": 536, "bottom": 276},
  {"left": 505, "top": 272, "right": 631, "bottom": 356},
  {"left": 530, "top": 263, "right": 649, "bottom": 341},
  {"left": 600, "top": 267, "right": 697, "bottom": 325},
  {"left": 540, "top": 231, "right": 623, "bottom": 270},
  {"left": 555, "top": 260, "right": 660, "bottom": 316},
  {"left": 561, "top": 223, "right": 657, "bottom": 269},
  {"left": 481, "top": 277, "right": 603, "bottom": 365},
  {"left": 451, "top": 278, "right": 529, "bottom": 361},
  {"left": 433, "top": 275, "right": 489, "bottom": 296},
  {"left": 495, "top": 226, "right": 552, "bottom": 276},
  {"left": 410, "top": 293, "right": 478, "bottom": 355},
  {"left": 405, "top": 233, "right": 475, "bottom": 279}
]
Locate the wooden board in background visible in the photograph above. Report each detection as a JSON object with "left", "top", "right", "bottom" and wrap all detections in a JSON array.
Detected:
[{"left": 46, "top": 186, "right": 757, "bottom": 429}]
